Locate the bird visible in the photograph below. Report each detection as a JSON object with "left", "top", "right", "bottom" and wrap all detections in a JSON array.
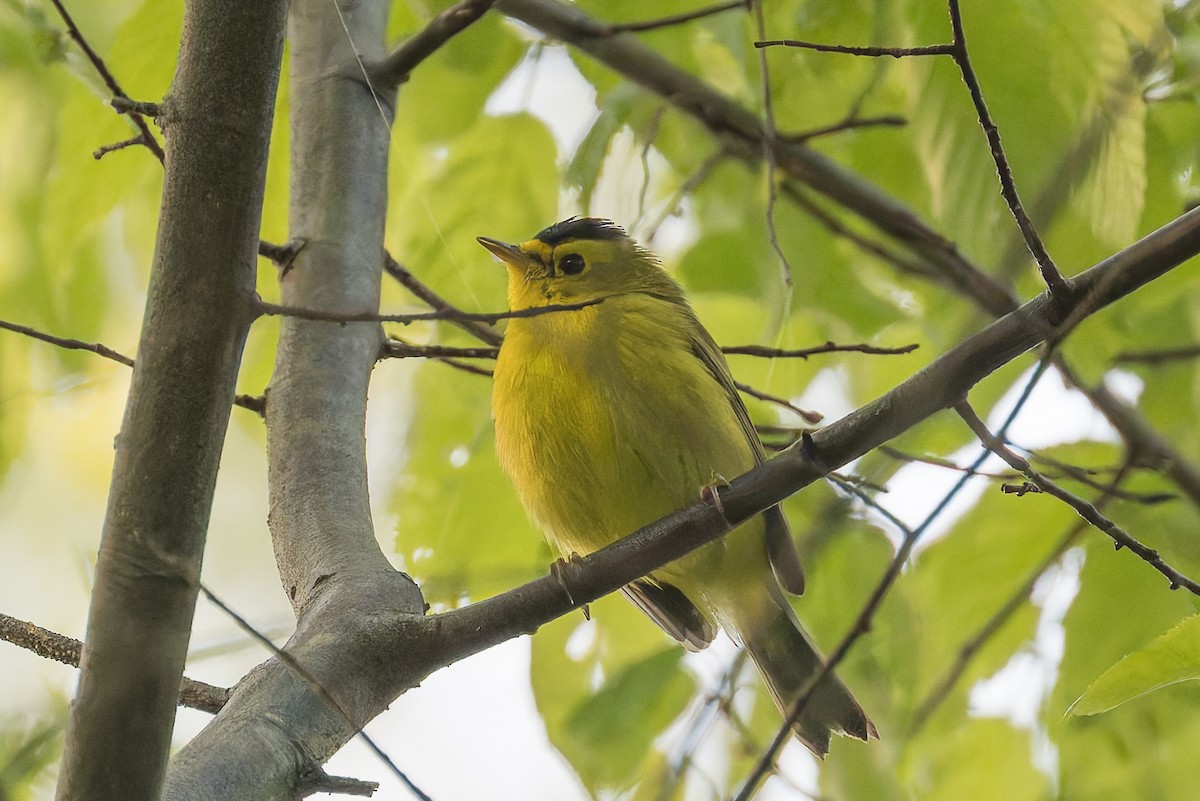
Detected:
[{"left": 480, "top": 217, "right": 875, "bottom": 756}]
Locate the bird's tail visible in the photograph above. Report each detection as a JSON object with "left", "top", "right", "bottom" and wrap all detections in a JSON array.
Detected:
[{"left": 728, "top": 595, "right": 876, "bottom": 757}]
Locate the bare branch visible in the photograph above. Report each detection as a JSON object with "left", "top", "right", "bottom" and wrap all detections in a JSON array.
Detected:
[
  {"left": 93, "top": 135, "right": 150, "bottom": 160},
  {"left": 383, "top": 253, "right": 504, "bottom": 345},
  {"left": 734, "top": 380, "right": 823, "bottom": 424},
  {"left": 1114, "top": 344, "right": 1200, "bottom": 365},
  {"left": 373, "top": 0, "right": 500, "bottom": 87},
  {"left": 723, "top": 341, "right": 918, "bottom": 358},
  {"left": 253, "top": 295, "right": 602, "bottom": 326},
  {"left": 0, "top": 318, "right": 134, "bottom": 367},
  {"left": 0, "top": 318, "right": 265, "bottom": 417},
  {"left": 0, "top": 612, "right": 228, "bottom": 715},
  {"left": 954, "top": 401, "right": 1200, "bottom": 594},
  {"left": 756, "top": 39, "right": 954, "bottom": 58},
  {"left": 943, "top": 0, "right": 1068, "bottom": 298},
  {"left": 783, "top": 113, "right": 906, "bottom": 142},
  {"left": 258, "top": 238, "right": 307, "bottom": 275},
  {"left": 380, "top": 340, "right": 499, "bottom": 360},
  {"left": 48, "top": 0, "right": 164, "bottom": 162},
  {"left": 600, "top": 1, "right": 746, "bottom": 35}
]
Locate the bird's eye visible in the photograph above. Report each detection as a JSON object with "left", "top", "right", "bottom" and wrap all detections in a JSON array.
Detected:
[{"left": 558, "top": 253, "right": 585, "bottom": 275}]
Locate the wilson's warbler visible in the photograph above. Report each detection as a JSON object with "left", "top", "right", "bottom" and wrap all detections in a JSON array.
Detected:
[{"left": 481, "top": 218, "right": 874, "bottom": 755}]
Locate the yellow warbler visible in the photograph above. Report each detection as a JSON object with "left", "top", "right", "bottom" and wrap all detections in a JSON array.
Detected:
[{"left": 481, "top": 218, "right": 874, "bottom": 755}]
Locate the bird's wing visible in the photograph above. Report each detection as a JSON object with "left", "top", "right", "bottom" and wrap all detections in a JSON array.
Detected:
[
  {"left": 688, "top": 323, "right": 806, "bottom": 596},
  {"left": 623, "top": 579, "right": 717, "bottom": 651}
]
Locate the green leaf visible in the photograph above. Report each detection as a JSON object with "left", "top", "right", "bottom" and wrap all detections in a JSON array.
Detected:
[
  {"left": 531, "top": 597, "right": 695, "bottom": 794},
  {"left": 389, "top": 362, "right": 545, "bottom": 603},
  {"left": 1071, "top": 613, "right": 1200, "bottom": 716},
  {"left": 397, "top": 11, "right": 525, "bottom": 144},
  {"left": 913, "top": 718, "right": 1050, "bottom": 801},
  {"left": 563, "top": 648, "right": 693, "bottom": 789}
]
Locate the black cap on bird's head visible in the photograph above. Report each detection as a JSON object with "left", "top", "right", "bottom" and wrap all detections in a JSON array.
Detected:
[
  {"left": 478, "top": 217, "right": 672, "bottom": 308},
  {"left": 476, "top": 217, "right": 630, "bottom": 271},
  {"left": 531, "top": 217, "right": 628, "bottom": 246}
]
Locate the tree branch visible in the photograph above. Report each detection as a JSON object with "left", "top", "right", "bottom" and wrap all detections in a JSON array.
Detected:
[
  {"left": 0, "top": 612, "right": 229, "bottom": 715},
  {"left": 372, "top": 0, "right": 500, "bottom": 87},
  {"left": 942, "top": 0, "right": 1067, "bottom": 297},
  {"left": 599, "top": 1, "right": 746, "bottom": 35},
  {"left": 48, "top": 0, "right": 165, "bottom": 162},
  {"left": 253, "top": 295, "right": 602, "bottom": 326},
  {"left": 0, "top": 318, "right": 134, "bottom": 367},
  {"left": 723, "top": 341, "right": 919, "bottom": 358},
  {"left": 954, "top": 401, "right": 1200, "bottom": 594},
  {"left": 383, "top": 253, "right": 503, "bottom": 345}
]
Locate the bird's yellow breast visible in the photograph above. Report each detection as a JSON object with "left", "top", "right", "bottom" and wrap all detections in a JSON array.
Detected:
[{"left": 492, "top": 292, "right": 757, "bottom": 573}]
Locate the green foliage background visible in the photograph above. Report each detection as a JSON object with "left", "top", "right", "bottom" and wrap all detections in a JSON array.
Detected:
[{"left": 2, "top": 0, "right": 1200, "bottom": 798}]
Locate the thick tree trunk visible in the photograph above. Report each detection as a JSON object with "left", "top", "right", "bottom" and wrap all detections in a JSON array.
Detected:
[
  {"left": 55, "top": 2, "right": 287, "bottom": 800},
  {"left": 162, "top": 2, "right": 428, "bottom": 798}
]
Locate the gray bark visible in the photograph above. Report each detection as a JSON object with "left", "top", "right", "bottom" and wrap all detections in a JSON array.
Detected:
[{"left": 163, "top": 1, "right": 426, "bottom": 798}]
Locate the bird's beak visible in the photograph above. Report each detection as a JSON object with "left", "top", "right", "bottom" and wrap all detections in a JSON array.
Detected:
[{"left": 477, "top": 237, "right": 536, "bottom": 273}]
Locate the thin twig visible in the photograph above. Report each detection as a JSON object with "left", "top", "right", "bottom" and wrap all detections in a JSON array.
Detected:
[
  {"left": 879, "top": 445, "right": 1019, "bottom": 479},
  {"left": 753, "top": 0, "right": 793, "bottom": 288},
  {"left": 373, "top": 0, "right": 501, "bottom": 87},
  {"left": 1114, "top": 344, "right": 1200, "bottom": 365},
  {"left": 954, "top": 400, "right": 1200, "bottom": 595},
  {"left": 733, "top": 380, "right": 822, "bottom": 424},
  {"left": 383, "top": 253, "right": 503, "bottom": 345},
  {"left": 93, "top": 135, "right": 148, "bottom": 160},
  {"left": 381, "top": 339, "right": 496, "bottom": 377},
  {"left": 881, "top": 444, "right": 1170, "bottom": 504},
  {"left": 258, "top": 238, "right": 307, "bottom": 276},
  {"left": 0, "top": 612, "right": 229, "bottom": 714},
  {"left": 253, "top": 295, "right": 601, "bottom": 326},
  {"left": 48, "top": 0, "right": 164, "bottom": 162},
  {"left": 723, "top": 341, "right": 918, "bottom": 358},
  {"left": 599, "top": 0, "right": 746, "bottom": 35},
  {"left": 943, "top": 0, "right": 1068, "bottom": 298},
  {"left": 1019, "top": 447, "right": 1173, "bottom": 504},
  {"left": 783, "top": 114, "right": 907, "bottom": 142},
  {"left": 0, "top": 318, "right": 134, "bottom": 367},
  {"left": 0, "top": 318, "right": 266, "bottom": 416},
  {"left": 0, "top": 318, "right": 265, "bottom": 419},
  {"left": 755, "top": 39, "right": 954, "bottom": 58},
  {"left": 381, "top": 340, "right": 499, "bottom": 360}
]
